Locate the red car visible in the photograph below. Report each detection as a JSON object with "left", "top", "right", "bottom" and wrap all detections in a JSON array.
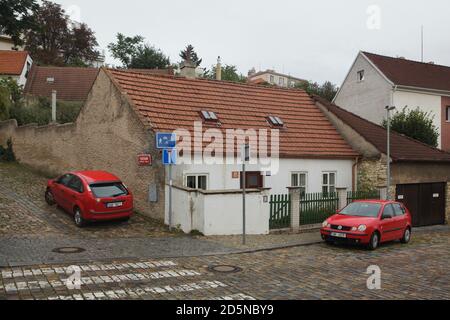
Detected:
[
  {"left": 320, "top": 200, "right": 412, "bottom": 250},
  {"left": 45, "top": 171, "right": 133, "bottom": 227}
]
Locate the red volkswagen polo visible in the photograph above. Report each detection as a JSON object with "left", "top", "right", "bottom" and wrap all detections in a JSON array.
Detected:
[
  {"left": 45, "top": 171, "right": 133, "bottom": 227},
  {"left": 320, "top": 200, "right": 412, "bottom": 250}
]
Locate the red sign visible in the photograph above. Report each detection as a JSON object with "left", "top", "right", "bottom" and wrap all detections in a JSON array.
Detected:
[{"left": 138, "top": 154, "right": 152, "bottom": 166}]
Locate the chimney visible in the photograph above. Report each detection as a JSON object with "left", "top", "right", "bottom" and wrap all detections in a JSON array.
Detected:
[
  {"left": 428, "top": 61, "right": 435, "bottom": 64},
  {"left": 179, "top": 60, "right": 197, "bottom": 79},
  {"left": 216, "top": 56, "right": 222, "bottom": 81}
]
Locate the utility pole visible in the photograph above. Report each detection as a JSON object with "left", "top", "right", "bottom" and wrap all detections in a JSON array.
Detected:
[{"left": 386, "top": 106, "right": 396, "bottom": 200}]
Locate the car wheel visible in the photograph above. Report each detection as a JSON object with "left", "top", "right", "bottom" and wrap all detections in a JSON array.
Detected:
[
  {"left": 74, "top": 207, "right": 85, "bottom": 228},
  {"left": 400, "top": 227, "right": 411, "bottom": 244},
  {"left": 368, "top": 231, "right": 380, "bottom": 251},
  {"left": 45, "top": 189, "right": 56, "bottom": 206}
]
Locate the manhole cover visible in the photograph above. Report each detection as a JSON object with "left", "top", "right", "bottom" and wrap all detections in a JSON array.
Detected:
[
  {"left": 208, "top": 265, "right": 242, "bottom": 274},
  {"left": 52, "top": 247, "right": 86, "bottom": 254}
]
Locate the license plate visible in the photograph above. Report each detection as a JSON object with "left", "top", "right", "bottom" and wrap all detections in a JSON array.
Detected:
[
  {"left": 331, "top": 232, "right": 347, "bottom": 238},
  {"left": 107, "top": 202, "right": 123, "bottom": 208}
]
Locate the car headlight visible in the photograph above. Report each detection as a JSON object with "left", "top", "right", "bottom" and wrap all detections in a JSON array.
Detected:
[
  {"left": 322, "top": 220, "right": 329, "bottom": 228},
  {"left": 358, "top": 225, "right": 367, "bottom": 232}
]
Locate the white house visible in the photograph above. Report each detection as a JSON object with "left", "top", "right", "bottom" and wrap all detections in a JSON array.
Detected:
[
  {"left": 105, "top": 67, "right": 358, "bottom": 235},
  {"left": 0, "top": 50, "right": 33, "bottom": 87},
  {"left": 248, "top": 68, "right": 306, "bottom": 88},
  {"left": 334, "top": 51, "right": 450, "bottom": 151}
]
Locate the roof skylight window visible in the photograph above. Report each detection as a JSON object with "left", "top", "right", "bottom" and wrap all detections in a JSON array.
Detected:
[
  {"left": 268, "top": 116, "right": 284, "bottom": 127},
  {"left": 201, "top": 111, "right": 219, "bottom": 121}
]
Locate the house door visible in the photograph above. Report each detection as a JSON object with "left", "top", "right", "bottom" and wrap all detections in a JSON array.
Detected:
[
  {"left": 396, "top": 183, "right": 446, "bottom": 227},
  {"left": 240, "top": 171, "right": 264, "bottom": 189}
]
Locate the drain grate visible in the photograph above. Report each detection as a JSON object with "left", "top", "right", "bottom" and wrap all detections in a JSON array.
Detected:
[
  {"left": 52, "top": 247, "right": 86, "bottom": 254},
  {"left": 208, "top": 265, "right": 242, "bottom": 274}
]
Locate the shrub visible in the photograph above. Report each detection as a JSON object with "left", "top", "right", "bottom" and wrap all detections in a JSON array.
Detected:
[
  {"left": 9, "top": 97, "right": 83, "bottom": 126},
  {"left": 0, "top": 85, "right": 11, "bottom": 121}
]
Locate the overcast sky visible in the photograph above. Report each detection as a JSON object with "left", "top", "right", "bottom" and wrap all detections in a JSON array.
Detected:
[{"left": 53, "top": 0, "right": 450, "bottom": 84}]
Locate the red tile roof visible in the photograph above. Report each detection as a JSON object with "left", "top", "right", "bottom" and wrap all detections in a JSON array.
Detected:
[
  {"left": 315, "top": 96, "right": 450, "bottom": 163},
  {"left": 0, "top": 50, "right": 29, "bottom": 75},
  {"left": 24, "top": 66, "right": 99, "bottom": 101},
  {"left": 106, "top": 69, "right": 358, "bottom": 159},
  {"left": 363, "top": 51, "right": 450, "bottom": 92}
]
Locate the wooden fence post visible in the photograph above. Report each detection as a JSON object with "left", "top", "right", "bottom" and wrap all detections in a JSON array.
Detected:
[{"left": 287, "top": 187, "right": 300, "bottom": 232}]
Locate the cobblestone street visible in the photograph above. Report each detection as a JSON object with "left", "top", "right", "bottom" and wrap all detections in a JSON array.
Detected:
[
  {"left": 1, "top": 228, "right": 449, "bottom": 300},
  {"left": 1, "top": 163, "right": 450, "bottom": 300}
]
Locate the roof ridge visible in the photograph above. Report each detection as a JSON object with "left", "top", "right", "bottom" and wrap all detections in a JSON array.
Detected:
[
  {"left": 362, "top": 51, "right": 450, "bottom": 70},
  {"left": 109, "top": 68, "right": 310, "bottom": 95},
  {"left": 313, "top": 94, "right": 450, "bottom": 157}
]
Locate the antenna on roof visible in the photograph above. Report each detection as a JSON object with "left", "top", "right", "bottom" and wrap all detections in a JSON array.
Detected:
[{"left": 421, "top": 25, "right": 424, "bottom": 63}]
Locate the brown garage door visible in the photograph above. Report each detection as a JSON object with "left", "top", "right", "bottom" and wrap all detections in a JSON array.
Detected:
[{"left": 396, "top": 183, "right": 446, "bottom": 227}]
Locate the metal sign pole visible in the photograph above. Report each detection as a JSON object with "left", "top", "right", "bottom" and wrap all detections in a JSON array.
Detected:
[
  {"left": 168, "top": 150, "right": 173, "bottom": 231},
  {"left": 243, "top": 158, "right": 246, "bottom": 245},
  {"left": 242, "top": 144, "right": 249, "bottom": 245}
]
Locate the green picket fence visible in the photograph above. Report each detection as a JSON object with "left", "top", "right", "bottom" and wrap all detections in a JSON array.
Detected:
[
  {"left": 269, "top": 194, "right": 291, "bottom": 230},
  {"left": 347, "top": 190, "right": 380, "bottom": 205},
  {"left": 299, "top": 192, "right": 339, "bottom": 226}
]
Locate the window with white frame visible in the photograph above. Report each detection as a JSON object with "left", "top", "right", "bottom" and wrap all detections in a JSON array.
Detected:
[
  {"left": 269, "top": 75, "right": 274, "bottom": 83},
  {"left": 291, "top": 172, "right": 307, "bottom": 196},
  {"left": 185, "top": 174, "right": 208, "bottom": 190},
  {"left": 357, "top": 70, "right": 365, "bottom": 82},
  {"left": 322, "top": 172, "right": 336, "bottom": 194},
  {"left": 279, "top": 77, "right": 285, "bottom": 86}
]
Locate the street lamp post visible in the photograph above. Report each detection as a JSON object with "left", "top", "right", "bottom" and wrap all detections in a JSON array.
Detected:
[{"left": 385, "top": 105, "right": 396, "bottom": 200}]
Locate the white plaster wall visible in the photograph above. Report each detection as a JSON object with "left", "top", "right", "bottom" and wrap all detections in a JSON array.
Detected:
[
  {"left": 171, "top": 158, "right": 354, "bottom": 195},
  {"left": 165, "top": 187, "right": 269, "bottom": 235},
  {"left": 16, "top": 55, "right": 32, "bottom": 87},
  {"left": 202, "top": 192, "right": 270, "bottom": 235},
  {"left": 334, "top": 53, "right": 393, "bottom": 125},
  {"left": 393, "top": 90, "right": 442, "bottom": 148}
]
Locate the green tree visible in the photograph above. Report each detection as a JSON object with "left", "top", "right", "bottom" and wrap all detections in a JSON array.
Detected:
[
  {"left": 0, "top": 78, "right": 23, "bottom": 104},
  {"left": 25, "top": 1, "right": 99, "bottom": 66},
  {"left": 295, "top": 80, "right": 339, "bottom": 101},
  {"left": 108, "top": 33, "right": 170, "bottom": 69},
  {"left": 179, "top": 44, "right": 202, "bottom": 67},
  {"left": 203, "top": 64, "right": 247, "bottom": 83},
  {"left": 0, "top": 0, "right": 38, "bottom": 47},
  {"left": 382, "top": 107, "right": 439, "bottom": 148}
]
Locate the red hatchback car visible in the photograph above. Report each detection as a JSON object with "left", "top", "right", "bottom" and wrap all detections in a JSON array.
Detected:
[
  {"left": 320, "top": 200, "right": 412, "bottom": 250},
  {"left": 45, "top": 171, "right": 133, "bottom": 227}
]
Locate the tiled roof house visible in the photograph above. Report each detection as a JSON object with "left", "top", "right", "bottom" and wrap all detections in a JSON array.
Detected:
[
  {"left": 0, "top": 50, "right": 33, "bottom": 86},
  {"left": 334, "top": 51, "right": 450, "bottom": 151}
]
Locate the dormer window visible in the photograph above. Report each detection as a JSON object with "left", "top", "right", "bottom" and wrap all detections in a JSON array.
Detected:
[
  {"left": 268, "top": 116, "right": 284, "bottom": 127},
  {"left": 201, "top": 110, "right": 219, "bottom": 122}
]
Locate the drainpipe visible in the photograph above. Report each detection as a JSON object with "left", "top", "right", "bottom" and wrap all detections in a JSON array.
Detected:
[{"left": 352, "top": 156, "right": 359, "bottom": 192}]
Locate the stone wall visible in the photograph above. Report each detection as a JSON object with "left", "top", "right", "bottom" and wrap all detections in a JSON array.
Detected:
[
  {"left": 357, "top": 156, "right": 387, "bottom": 191},
  {"left": 0, "top": 69, "right": 165, "bottom": 219}
]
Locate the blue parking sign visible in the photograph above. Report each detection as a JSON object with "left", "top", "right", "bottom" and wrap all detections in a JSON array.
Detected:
[
  {"left": 162, "top": 149, "right": 177, "bottom": 166},
  {"left": 156, "top": 133, "right": 176, "bottom": 149}
]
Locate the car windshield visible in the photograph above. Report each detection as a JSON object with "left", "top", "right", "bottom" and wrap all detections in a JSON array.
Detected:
[
  {"left": 339, "top": 202, "right": 382, "bottom": 218},
  {"left": 90, "top": 182, "right": 128, "bottom": 198}
]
